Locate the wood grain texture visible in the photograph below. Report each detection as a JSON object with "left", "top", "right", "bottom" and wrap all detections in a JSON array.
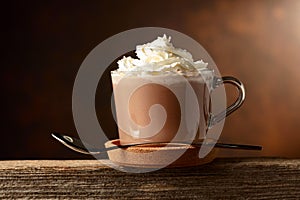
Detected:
[{"left": 0, "top": 158, "right": 299, "bottom": 199}]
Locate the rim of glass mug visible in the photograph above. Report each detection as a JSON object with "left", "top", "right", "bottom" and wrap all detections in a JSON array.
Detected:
[{"left": 111, "top": 68, "right": 214, "bottom": 85}]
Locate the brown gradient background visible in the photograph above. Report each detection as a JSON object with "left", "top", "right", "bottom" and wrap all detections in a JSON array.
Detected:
[{"left": 2, "top": 0, "right": 300, "bottom": 159}]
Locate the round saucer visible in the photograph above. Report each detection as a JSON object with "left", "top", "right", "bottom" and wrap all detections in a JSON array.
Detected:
[{"left": 104, "top": 139, "right": 217, "bottom": 168}]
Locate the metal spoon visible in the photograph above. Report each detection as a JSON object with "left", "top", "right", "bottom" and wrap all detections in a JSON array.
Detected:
[{"left": 51, "top": 132, "right": 262, "bottom": 155}]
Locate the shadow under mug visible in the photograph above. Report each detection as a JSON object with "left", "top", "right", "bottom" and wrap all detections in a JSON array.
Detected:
[{"left": 111, "top": 69, "right": 245, "bottom": 145}]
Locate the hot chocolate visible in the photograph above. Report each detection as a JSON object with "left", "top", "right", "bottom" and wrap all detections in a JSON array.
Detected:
[
  {"left": 111, "top": 72, "right": 214, "bottom": 145},
  {"left": 111, "top": 35, "right": 213, "bottom": 145}
]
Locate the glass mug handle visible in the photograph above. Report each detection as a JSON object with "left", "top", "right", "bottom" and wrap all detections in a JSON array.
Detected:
[{"left": 208, "top": 76, "right": 246, "bottom": 128}]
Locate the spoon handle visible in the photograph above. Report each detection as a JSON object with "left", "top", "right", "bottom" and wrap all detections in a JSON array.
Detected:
[{"left": 214, "top": 143, "right": 262, "bottom": 150}]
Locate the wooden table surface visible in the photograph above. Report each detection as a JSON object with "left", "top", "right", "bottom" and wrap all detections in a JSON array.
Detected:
[{"left": 0, "top": 158, "right": 299, "bottom": 199}]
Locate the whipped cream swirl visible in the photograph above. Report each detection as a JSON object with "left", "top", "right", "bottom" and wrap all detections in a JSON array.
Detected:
[{"left": 116, "top": 35, "right": 208, "bottom": 73}]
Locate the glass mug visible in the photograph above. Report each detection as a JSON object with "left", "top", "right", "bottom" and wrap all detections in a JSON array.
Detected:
[{"left": 111, "top": 69, "right": 245, "bottom": 145}]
